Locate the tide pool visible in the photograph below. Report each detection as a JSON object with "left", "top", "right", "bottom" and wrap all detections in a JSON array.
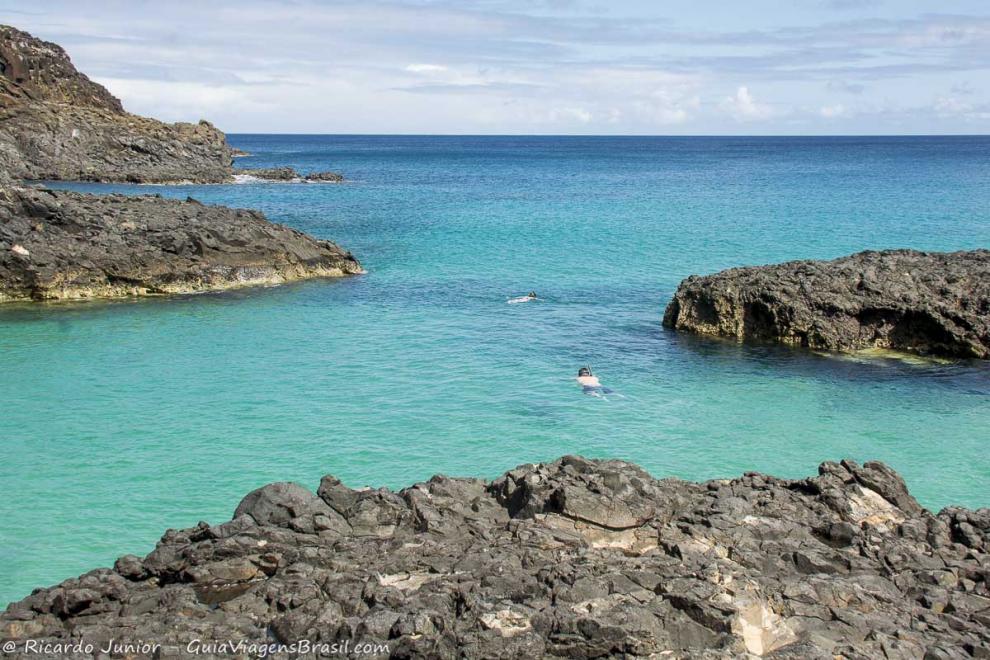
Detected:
[{"left": 1, "top": 135, "right": 988, "bottom": 606}]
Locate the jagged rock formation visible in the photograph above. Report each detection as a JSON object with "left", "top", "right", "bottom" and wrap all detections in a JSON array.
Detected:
[
  {"left": 234, "top": 167, "right": 344, "bottom": 183},
  {"left": 304, "top": 170, "right": 345, "bottom": 182},
  {"left": 0, "top": 26, "right": 360, "bottom": 303},
  {"left": 2, "top": 456, "right": 988, "bottom": 658},
  {"left": 0, "top": 185, "right": 362, "bottom": 302},
  {"left": 234, "top": 167, "right": 301, "bottom": 182},
  {"left": 664, "top": 249, "right": 990, "bottom": 359},
  {"left": 0, "top": 25, "right": 233, "bottom": 183}
]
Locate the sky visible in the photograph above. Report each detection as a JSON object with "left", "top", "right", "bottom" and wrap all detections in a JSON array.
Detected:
[{"left": 1, "top": 0, "right": 988, "bottom": 134}]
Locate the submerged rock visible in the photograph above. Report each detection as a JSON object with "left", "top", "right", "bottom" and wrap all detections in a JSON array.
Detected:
[
  {"left": 663, "top": 249, "right": 990, "bottom": 358},
  {"left": 2, "top": 456, "right": 988, "bottom": 657},
  {"left": 0, "top": 25, "right": 233, "bottom": 183},
  {"left": 0, "top": 185, "right": 362, "bottom": 303}
]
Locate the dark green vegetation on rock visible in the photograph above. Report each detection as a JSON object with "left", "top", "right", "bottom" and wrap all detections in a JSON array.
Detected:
[
  {"left": 0, "top": 25, "right": 233, "bottom": 183},
  {"left": 0, "top": 186, "right": 362, "bottom": 302},
  {"left": 664, "top": 249, "right": 990, "bottom": 359},
  {"left": 2, "top": 456, "right": 988, "bottom": 657}
]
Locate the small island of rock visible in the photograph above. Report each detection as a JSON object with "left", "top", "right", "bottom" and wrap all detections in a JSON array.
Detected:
[
  {"left": 663, "top": 249, "right": 990, "bottom": 359},
  {"left": 234, "top": 167, "right": 345, "bottom": 183}
]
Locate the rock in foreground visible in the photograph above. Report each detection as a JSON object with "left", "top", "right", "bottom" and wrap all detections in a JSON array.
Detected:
[
  {"left": 0, "top": 186, "right": 362, "bottom": 303},
  {"left": 664, "top": 249, "right": 990, "bottom": 358},
  {"left": 0, "top": 25, "right": 232, "bottom": 183},
  {"left": 2, "top": 456, "right": 988, "bottom": 658}
]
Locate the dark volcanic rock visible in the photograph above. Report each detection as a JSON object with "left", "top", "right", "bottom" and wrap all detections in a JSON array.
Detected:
[
  {"left": 0, "top": 185, "right": 362, "bottom": 302},
  {"left": 663, "top": 249, "right": 990, "bottom": 358},
  {"left": 0, "top": 26, "right": 358, "bottom": 304},
  {"left": 233, "top": 166, "right": 300, "bottom": 181},
  {"left": 2, "top": 456, "right": 988, "bottom": 658},
  {"left": 234, "top": 167, "right": 345, "bottom": 183},
  {"left": 0, "top": 25, "right": 233, "bottom": 183},
  {"left": 305, "top": 170, "right": 345, "bottom": 183}
]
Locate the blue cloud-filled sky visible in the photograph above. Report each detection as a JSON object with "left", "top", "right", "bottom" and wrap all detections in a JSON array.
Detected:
[{"left": 1, "top": 0, "right": 988, "bottom": 134}]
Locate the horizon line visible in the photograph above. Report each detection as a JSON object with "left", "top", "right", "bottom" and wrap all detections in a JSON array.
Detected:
[{"left": 223, "top": 132, "right": 990, "bottom": 138}]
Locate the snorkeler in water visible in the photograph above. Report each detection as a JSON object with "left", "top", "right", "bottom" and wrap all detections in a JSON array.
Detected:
[
  {"left": 507, "top": 291, "right": 538, "bottom": 304},
  {"left": 577, "top": 366, "right": 615, "bottom": 397}
]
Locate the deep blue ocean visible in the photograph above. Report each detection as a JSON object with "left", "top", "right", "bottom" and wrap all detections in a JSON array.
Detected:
[{"left": 1, "top": 135, "right": 988, "bottom": 605}]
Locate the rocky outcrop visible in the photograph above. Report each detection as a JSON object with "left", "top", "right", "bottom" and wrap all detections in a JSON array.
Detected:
[
  {"left": 233, "top": 167, "right": 300, "bottom": 182},
  {"left": 0, "top": 25, "right": 233, "bottom": 183},
  {"left": 0, "top": 26, "right": 360, "bottom": 303},
  {"left": 663, "top": 249, "right": 990, "bottom": 359},
  {"left": 234, "top": 167, "right": 344, "bottom": 183},
  {"left": 304, "top": 170, "right": 345, "bottom": 182},
  {"left": 0, "top": 185, "right": 362, "bottom": 302},
  {"left": 2, "top": 456, "right": 988, "bottom": 658}
]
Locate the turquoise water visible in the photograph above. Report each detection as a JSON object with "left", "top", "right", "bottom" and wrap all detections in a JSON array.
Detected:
[{"left": 2, "top": 136, "right": 989, "bottom": 606}]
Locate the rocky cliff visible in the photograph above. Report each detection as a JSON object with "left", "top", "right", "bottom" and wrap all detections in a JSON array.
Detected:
[
  {"left": 2, "top": 456, "right": 988, "bottom": 658},
  {"left": 0, "top": 185, "right": 362, "bottom": 302},
  {"left": 0, "top": 25, "right": 233, "bottom": 183},
  {"left": 663, "top": 249, "right": 990, "bottom": 359}
]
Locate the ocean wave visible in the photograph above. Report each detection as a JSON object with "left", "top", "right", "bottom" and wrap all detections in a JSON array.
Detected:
[{"left": 232, "top": 175, "right": 347, "bottom": 185}]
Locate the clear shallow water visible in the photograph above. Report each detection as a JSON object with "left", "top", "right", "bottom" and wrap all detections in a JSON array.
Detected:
[{"left": 2, "top": 135, "right": 989, "bottom": 606}]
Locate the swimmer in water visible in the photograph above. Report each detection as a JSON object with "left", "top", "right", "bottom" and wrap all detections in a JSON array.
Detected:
[
  {"left": 507, "top": 291, "right": 538, "bottom": 304},
  {"left": 577, "top": 366, "right": 614, "bottom": 397}
]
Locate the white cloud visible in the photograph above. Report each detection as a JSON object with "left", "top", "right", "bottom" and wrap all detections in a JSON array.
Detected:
[
  {"left": 569, "top": 69, "right": 700, "bottom": 126},
  {"left": 404, "top": 64, "right": 448, "bottom": 74},
  {"left": 820, "top": 103, "right": 846, "bottom": 118},
  {"left": 551, "top": 107, "right": 593, "bottom": 123},
  {"left": 470, "top": 102, "right": 594, "bottom": 129},
  {"left": 630, "top": 97, "right": 695, "bottom": 125},
  {"left": 827, "top": 80, "right": 865, "bottom": 95},
  {"left": 932, "top": 96, "right": 990, "bottom": 121},
  {"left": 93, "top": 77, "right": 274, "bottom": 122},
  {"left": 950, "top": 82, "right": 975, "bottom": 96},
  {"left": 645, "top": 90, "right": 699, "bottom": 124},
  {"left": 655, "top": 107, "right": 688, "bottom": 124},
  {"left": 720, "top": 86, "right": 775, "bottom": 121},
  {"left": 934, "top": 96, "right": 972, "bottom": 116},
  {"left": 10, "top": 1, "right": 990, "bottom": 133}
]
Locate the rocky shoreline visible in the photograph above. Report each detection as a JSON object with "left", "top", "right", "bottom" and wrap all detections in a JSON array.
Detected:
[
  {"left": 664, "top": 249, "right": 990, "bottom": 359},
  {"left": 0, "top": 185, "right": 362, "bottom": 303},
  {"left": 1, "top": 456, "right": 988, "bottom": 658},
  {"left": 0, "top": 25, "right": 361, "bottom": 303}
]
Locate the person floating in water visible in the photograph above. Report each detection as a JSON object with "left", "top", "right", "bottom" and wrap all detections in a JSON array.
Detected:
[
  {"left": 577, "top": 366, "right": 614, "bottom": 397},
  {"left": 507, "top": 291, "right": 538, "bottom": 304}
]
